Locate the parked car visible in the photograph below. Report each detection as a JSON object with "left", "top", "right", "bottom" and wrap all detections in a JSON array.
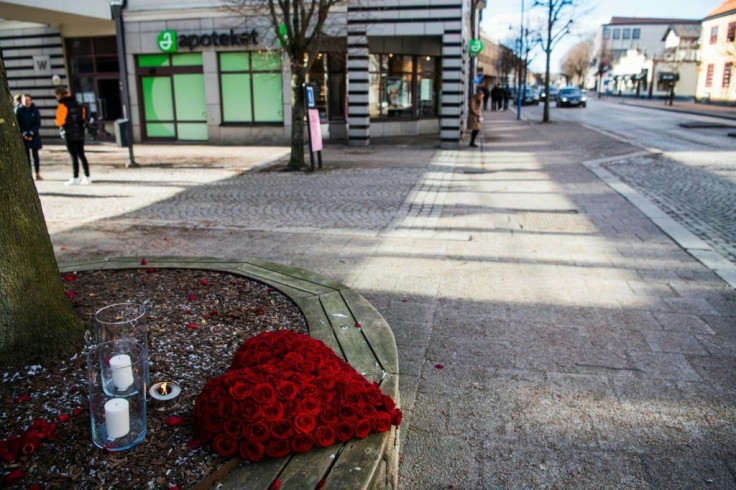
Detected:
[
  {"left": 511, "top": 85, "right": 539, "bottom": 105},
  {"left": 556, "top": 87, "right": 587, "bottom": 108},
  {"left": 539, "top": 85, "right": 558, "bottom": 102}
]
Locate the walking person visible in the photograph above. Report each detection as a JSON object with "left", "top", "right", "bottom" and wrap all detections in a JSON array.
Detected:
[
  {"left": 467, "top": 89, "right": 484, "bottom": 148},
  {"left": 54, "top": 86, "right": 91, "bottom": 185},
  {"left": 15, "top": 93, "right": 44, "bottom": 181},
  {"left": 502, "top": 85, "right": 510, "bottom": 111}
]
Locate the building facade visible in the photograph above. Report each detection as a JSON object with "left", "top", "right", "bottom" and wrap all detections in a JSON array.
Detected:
[
  {"left": 1, "top": 0, "right": 486, "bottom": 148},
  {"left": 695, "top": 0, "right": 736, "bottom": 104},
  {"left": 587, "top": 17, "right": 701, "bottom": 99}
]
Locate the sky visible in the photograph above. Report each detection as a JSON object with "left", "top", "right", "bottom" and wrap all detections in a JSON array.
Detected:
[{"left": 481, "top": 0, "right": 724, "bottom": 72}]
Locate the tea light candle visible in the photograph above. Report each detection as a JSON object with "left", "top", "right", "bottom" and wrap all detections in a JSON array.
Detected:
[
  {"left": 109, "top": 354, "right": 134, "bottom": 391},
  {"left": 104, "top": 398, "right": 130, "bottom": 439},
  {"left": 149, "top": 381, "right": 181, "bottom": 401}
]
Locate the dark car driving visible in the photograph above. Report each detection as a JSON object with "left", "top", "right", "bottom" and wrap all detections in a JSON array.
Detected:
[{"left": 555, "top": 87, "right": 587, "bottom": 108}]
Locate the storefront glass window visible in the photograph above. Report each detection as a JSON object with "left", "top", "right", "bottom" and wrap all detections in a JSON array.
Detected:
[
  {"left": 306, "top": 52, "right": 346, "bottom": 121},
  {"left": 219, "top": 52, "right": 283, "bottom": 124},
  {"left": 137, "top": 54, "right": 207, "bottom": 141},
  {"left": 368, "top": 53, "right": 439, "bottom": 119}
]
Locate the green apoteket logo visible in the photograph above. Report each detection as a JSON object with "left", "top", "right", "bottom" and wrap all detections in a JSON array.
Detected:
[
  {"left": 469, "top": 38, "right": 484, "bottom": 56},
  {"left": 157, "top": 30, "right": 177, "bottom": 53}
]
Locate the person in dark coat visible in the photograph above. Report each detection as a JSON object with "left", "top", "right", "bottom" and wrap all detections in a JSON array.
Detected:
[
  {"left": 467, "top": 89, "right": 484, "bottom": 147},
  {"left": 55, "top": 86, "right": 91, "bottom": 185},
  {"left": 15, "top": 93, "right": 44, "bottom": 181},
  {"left": 481, "top": 83, "right": 490, "bottom": 111},
  {"left": 490, "top": 84, "right": 501, "bottom": 111},
  {"left": 502, "top": 85, "right": 510, "bottom": 111}
]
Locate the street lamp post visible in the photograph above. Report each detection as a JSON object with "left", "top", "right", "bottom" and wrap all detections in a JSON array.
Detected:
[
  {"left": 516, "top": 0, "right": 525, "bottom": 120},
  {"left": 110, "top": 0, "right": 137, "bottom": 167}
]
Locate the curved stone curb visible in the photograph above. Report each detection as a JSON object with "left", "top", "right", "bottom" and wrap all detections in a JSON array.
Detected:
[{"left": 59, "top": 256, "right": 400, "bottom": 490}]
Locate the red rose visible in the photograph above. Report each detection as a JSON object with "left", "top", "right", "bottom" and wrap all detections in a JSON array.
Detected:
[
  {"left": 383, "top": 395, "right": 396, "bottom": 411},
  {"left": 299, "top": 398, "right": 321, "bottom": 416},
  {"left": 202, "top": 412, "right": 224, "bottom": 433},
  {"left": 316, "top": 373, "right": 336, "bottom": 390},
  {"left": 248, "top": 421, "right": 271, "bottom": 443},
  {"left": 359, "top": 404, "right": 377, "bottom": 419},
  {"left": 294, "top": 413, "right": 317, "bottom": 434},
  {"left": 300, "top": 383, "right": 320, "bottom": 399},
  {"left": 239, "top": 441, "right": 265, "bottom": 462},
  {"left": 291, "top": 432, "right": 314, "bottom": 453},
  {"left": 275, "top": 380, "right": 298, "bottom": 401},
  {"left": 265, "top": 439, "right": 291, "bottom": 459},
  {"left": 313, "top": 425, "right": 336, "bottom": 447},
  {"left": 335, "top": 421, "right": 354, "bottom": 442},
  {"left": 391, "top": 408, "right": 403, "bottom": 426},
  {"left": 223, "top": 419, "right": 245, "bottom": 439},
  {"left": 344, "top": 390, "right": 362, "bottom": 406},
  {"left": 355, "top": 419, "right": 372, "bottom": 439},
  {"left": 253, "top": 383, "right": 276, "bottom": 404},
  {"left": 228, "top": 382, "right": 252, "bottom": 401},
  {"left": 270, "top": 420, "right": 294, "bottom": 440},
  {"left": 283, "top": 401, "right": 299, "bottom": 419},
  {"left": 217, "top": 398, "right": 238, "bottom": 418},
  {"left": 338, "top": 405, "right": 358, "bottom": 421},
  {"left": 213, "top": 434, "right": 238, "bottom": 458},
  {"left": 319, "top": 406, "right": 339, "bottom": 426},
  {"left": 364, "top": 385, "right": 384, "bottom": 405},
  {"left": 238, "top": 399, "right": 261, "bottom": 421},
  {"left": 372, "top": 412, "right": 392, "bottom": 433},
  {"left": 261, "top": 402, "right": 285, "bottom": 422}
]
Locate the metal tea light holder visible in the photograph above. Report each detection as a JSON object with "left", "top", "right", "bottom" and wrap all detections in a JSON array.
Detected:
[{"left": 87, "top": 339, "right": 147, "bottom": 451}]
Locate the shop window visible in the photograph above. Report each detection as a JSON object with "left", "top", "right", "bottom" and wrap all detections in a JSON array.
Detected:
[
  {"left": 632, "top": 28, "right": 641, "bottom": 40},
  {"left": 705, "top": 64, "right": 714, "bottom": 87},
  {"left": 306, "top": 52, "right": 346, "bottom": 122},
  {"left": 723, "top": 62, "right": 733, "bottom": 88},
  {"left": 66, "top": 37, "right": 119, "bottom": 74},
  {"left": 219, "top": 52, "right": 284, "bottom": 124},
  {"left": 136, "top": 54, "right": 207, "bottom": 141},
  {"left": 368, "top": 53, "right": 439, "bottom": 119},
  {"left": 710, "top": 26, "right": 719, "bottom": 44}
]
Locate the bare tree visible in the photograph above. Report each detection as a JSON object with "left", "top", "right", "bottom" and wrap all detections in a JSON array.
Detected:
[
  {"left": 533, "top": 0, "right": 587, "bottom": 122},
  {"left": 228, "top": 0, "right": 342, "bottom": 170},
  {"left": 561, "top": 40, "right": 592, "bottom": 86},
  {"left": 0, "top": 54, "right": 84, "bottom": 366}
]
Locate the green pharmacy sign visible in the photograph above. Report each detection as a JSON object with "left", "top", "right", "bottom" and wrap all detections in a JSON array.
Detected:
[
  {"left": 469, "top": 38, "right": 484, "bottom": 56},
  {"left": 157, "top": 30, "right": 177, "bottom": 53}
]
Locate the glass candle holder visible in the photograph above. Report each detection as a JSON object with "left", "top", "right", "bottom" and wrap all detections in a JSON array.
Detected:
[
  {"left": 95, "top": 302, "right": 149, "bottom": 383},
  {"left": 87, "top": 340, "right": 147, "bottom": 451}
]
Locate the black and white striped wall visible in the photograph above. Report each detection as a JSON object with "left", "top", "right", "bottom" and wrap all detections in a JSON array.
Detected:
[
  {"left": 346, "top": 1, "right": 473, "bottom": 149},
  {"left": 0, "top": 24, "right": 67, "bottom": 140}
]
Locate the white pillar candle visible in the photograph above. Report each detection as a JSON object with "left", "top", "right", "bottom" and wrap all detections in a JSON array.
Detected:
[
  {"left": 109, "top": 354, "right": 134, "bottom": 391},
  {"left": 104, "top": 398, "right": 130, "bottom": 439}
]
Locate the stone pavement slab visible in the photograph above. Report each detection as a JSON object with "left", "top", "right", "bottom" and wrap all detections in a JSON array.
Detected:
[{"left": 38, "top": 110, "right": 736, "bottom": 488}]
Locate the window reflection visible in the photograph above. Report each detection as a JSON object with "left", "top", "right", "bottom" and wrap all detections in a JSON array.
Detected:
[{"left": 368, "top": 53, "right": 438, "bottom": 119}]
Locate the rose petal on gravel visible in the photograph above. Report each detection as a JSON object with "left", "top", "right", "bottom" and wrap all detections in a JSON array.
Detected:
[
  {"left": 13, "top": 394, "right": 32, "bottom": 403},
  {"left": 434, "top": 363, "right": 444, "bottom": 369},
  {"left": 165, "top": 416, "right": 186, "bottom": 426},
  {"left": 141, "top": 258, "right": 147, "bottom": 265}
]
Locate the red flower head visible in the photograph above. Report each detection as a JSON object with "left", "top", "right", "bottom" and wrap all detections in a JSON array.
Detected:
[
  {"left": 294, "top": 413, "right": 317, "bottom": 434},
  {"left": 265, "top": 439, "right": 290, "bottom": 459},
  {"left": 355, "top": 419, "right": 372, "bottom": 439},
  {"left": 223, "top": 419, "right": 245, "bottom": 440},
  {"left": 261, "top": 401, "right": 285, "bottom": 422},
  {"left": 313, "top": 425, "right": 336, "bottom": 448},
  {"left": 248, "top": 421, "right": 271, "bottom": 443},
  {"left": 253, "top": 383, "right": 276, "bottom": 404},
  {"left": 239, "top": 441, "right": 265, "bottom": 462},
  {"left": 335, "top": 421, "right": 355, "bottom": 442},
  {"left": 213, "top": 434, "right": 237, "bottom": 458},
  {"left": 270, "top": 420, "right": 294, "bottom": 440},
  {"left": 291, "top": 432, "right": 313, "bottom": 453},
  {"left": 3, "top": 469, "right": 24, "bottom": 485},
  {"left": 372, "top": 412, "right": 392, "bottom": 433}
]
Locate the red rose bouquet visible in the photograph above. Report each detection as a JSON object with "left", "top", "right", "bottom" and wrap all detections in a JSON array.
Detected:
[{"left": 195, "top": 331, "right": 401, "bottom": 460}]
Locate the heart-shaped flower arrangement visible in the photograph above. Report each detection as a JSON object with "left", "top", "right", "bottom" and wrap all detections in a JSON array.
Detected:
[{"left": 194, "top": 331, "right": 401, "bottom": 461}]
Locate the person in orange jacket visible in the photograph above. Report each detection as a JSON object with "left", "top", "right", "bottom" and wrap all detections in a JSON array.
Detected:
[{"left": 55, "top": 86, "right": 91, "bottom": 185}]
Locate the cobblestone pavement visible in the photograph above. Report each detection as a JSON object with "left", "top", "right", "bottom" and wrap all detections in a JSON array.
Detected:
[
  {"left": 602, "top": 153, "right": 736, "bottom": 262},
  {"left": 37, "top": 112, "right": 736, "bottom": 488}
]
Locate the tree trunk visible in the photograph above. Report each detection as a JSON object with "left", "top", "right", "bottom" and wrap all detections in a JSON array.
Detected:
[
  {"left": 0, "top": 55, "right": 84, "bottom": 366},
  {"left": 288, "top": 65, "right": 307, "bottom": 171}
]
